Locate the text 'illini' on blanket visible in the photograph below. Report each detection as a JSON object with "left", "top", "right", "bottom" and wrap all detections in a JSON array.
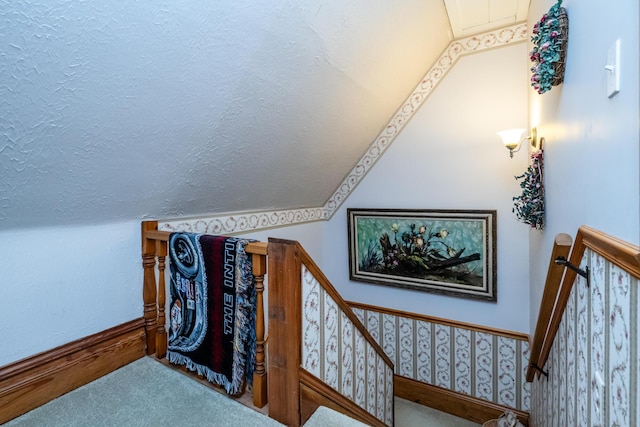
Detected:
[{"left": 167, "top": 233, "right": 258, "bottom": 396}]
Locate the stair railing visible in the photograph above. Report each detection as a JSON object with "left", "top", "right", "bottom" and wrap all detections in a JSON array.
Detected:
[
  {"left": 526, "top": 225, "right": 640, "bottom": 381},
  {"left": 141, "top": 221, "right": 268, "bottom": 407},
  {"left": 267, "top": 238, "right": 394, "bottom": 427},
  {"left": 141, "top": 222, "right": 394, "bottom": 426}
]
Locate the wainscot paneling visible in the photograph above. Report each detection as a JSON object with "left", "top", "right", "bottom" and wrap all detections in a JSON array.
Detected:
[
  {"left": 348, "top": 302, "right": 530, "bottom": 414},
  {"left": 302, "top": 265, "right": 394, "bottom": 426},
  {"left": 531, "top": 249, "right": 639, "bottom": 427}
]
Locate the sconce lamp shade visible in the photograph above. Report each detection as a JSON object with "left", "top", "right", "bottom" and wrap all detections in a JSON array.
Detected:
[
  {"left": 497, "top": 128, "right": 526, "bottom": 151},
  {"left": 497, "top": 128, "right": 538, "bottom": 158}
]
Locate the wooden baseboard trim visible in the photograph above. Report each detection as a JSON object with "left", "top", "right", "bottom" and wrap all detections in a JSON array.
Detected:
[
  {"left": 0, "top": 318, "right": 146, "bottom": 424},
  {"left": 300, "top": 369, "right": 387, "bottom": 427},
  {"left": 395, "top": 375, "right": 529, "bottom": 426}
]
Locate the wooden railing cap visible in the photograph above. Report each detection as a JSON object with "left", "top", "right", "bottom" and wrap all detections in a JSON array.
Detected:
[{"left": 554, "top": 233, "right": 572, "bottom": 246}]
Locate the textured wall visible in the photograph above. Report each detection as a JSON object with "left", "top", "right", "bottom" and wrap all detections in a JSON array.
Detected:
[
  {"left": 155, "top": 24, "right": 527, "bottom": 236},
  {"left": 0, "top": 218, "right": 326, "bottom": 368},
  {"left": 321, "top": 40, "right": 531, "bottom": 333},
  {"left": 0, "top": 221, "right": 142, "bottom": 367},
  {"left": 527, "top": 0, "right": 640, "bottom": 335},
  {"left": 0, "top": 1, "right": 451, "bottom": 230}
]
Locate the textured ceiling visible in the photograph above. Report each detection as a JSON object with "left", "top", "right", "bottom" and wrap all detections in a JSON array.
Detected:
[{"left": 1, "top": 1, "right": 526, "bottom": 231}]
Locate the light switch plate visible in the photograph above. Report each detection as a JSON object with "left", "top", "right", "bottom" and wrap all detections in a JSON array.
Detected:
[{"left": 606, "top": 39, "right": 621, "bottom": 98}]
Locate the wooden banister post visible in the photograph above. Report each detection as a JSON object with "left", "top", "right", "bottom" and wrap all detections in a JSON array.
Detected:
[
  {"left": 141, "top": 221, "right": 159, "bottom": 355},
  {"left": 252, "top": 251, "right": 268, "bottom": 408},
  {"left": 156, "top": 239, "right": 168, "bottom": 358},
  {"left": 267, "top": 238, "right": 302, "bottom": 426}
]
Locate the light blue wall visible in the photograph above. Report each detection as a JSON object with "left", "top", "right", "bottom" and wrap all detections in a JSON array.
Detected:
[
  {"left": 321, "top": 42, "right": 532, "bottom": 333},
  {"left": 0, "top": 219, "right": 325, "bottom": 367},
  {"left": 0, "top": 221, "right": 142, "bottom": 366},
  {"left": 5, "top": 0, "right": 637, "bottom": 368},
  {"left": 527, "top": 0, "right": 640, "bottom": 334}
]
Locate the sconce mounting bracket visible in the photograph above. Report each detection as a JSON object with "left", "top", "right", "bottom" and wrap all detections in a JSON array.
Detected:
[{"left": 529, "top": 128, "right": 538, "bottom": 149}]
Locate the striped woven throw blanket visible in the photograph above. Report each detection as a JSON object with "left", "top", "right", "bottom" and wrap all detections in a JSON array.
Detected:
[{"left": 167, "top": 233, "right": 256, "bottom": 396}]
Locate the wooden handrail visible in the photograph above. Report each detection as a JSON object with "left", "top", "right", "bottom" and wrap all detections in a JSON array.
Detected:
[
  {"left": 267, "top": 238, "right": 394, "bottom": 426},
  {"left": 525, "top": 233, "right": 572, "bottom": 381},
  {"left": 527, "top": 225, "right": 640, "bottom": 381},
  {"left": 141, "top": 221, "right": 268, "bottom": 408},
  {"left": 142, "top": 227, "right": 269, "bottom": 255},
  {"left": 297, "top": 243, "right": 393, "bottom": 368},
  {"left": 348, "top": 300, "right": 530, "bottom": 341},
  {"left": 297, "top": 240, "right": 394, "bottom": 425},
  {"left": 578, "top": 226, "right": 640, "bottom": 278},
  {"left": 144, "top": 226, "right": 393, "bottom": 425}
]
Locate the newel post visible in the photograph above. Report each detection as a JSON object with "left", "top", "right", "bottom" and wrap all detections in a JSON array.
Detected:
[
  {"left": 267, "top": 238, "right": 302, "bottom": 426},
  {"left": 141, "top": 221, "right": 158, "bottom": 355}
]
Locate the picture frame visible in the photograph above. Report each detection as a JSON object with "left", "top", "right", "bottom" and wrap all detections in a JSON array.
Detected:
[{"left": 347, "top": 209, "right": 497, "bottom": 301}]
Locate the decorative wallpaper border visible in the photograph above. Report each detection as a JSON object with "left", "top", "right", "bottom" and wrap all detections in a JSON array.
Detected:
[
  {"left": 323, "top": 23, "right": 527, "bottom": 215},
  {"left": 349, "top": 303, "right": 531, "bottom": 413},
  {"left": 158, "top": 24, "right": 527, "bottom": 234},
  {"left": 531, "top": 249, "right": 639, "bottom": 427},
  {"left": 158, "top": 207, "right": 327, "bottom": 233}
]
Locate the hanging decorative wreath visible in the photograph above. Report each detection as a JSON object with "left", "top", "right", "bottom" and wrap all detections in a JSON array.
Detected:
[
  {"left": 513, "top": 150, "right": 545, "bottom": 229},
  {"left": 529, "top": 0, "right": 569, "bottom": 94}
]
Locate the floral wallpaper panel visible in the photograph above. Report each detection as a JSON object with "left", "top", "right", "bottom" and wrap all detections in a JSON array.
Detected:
[
  {"left": 351, "top": 305, "right": 530, "bottom": 413},
  {"left": 301, "top": 265, "right": 393, "bottom": 426},
  {"left": 531, "top": 249, "right": 639, "bottom": 427}
]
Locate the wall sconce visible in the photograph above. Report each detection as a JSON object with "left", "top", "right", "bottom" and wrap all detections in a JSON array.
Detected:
[{"left": 497, "top": 128, "right": 538, "bottom": 158}]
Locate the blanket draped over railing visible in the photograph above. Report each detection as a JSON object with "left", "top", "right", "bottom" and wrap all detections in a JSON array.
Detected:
[{"left": 166, "top": 233, "right": 257, "bottom": 396}]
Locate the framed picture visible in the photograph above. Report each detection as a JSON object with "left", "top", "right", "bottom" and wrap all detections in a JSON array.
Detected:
[{"left": 347, "top": 209, "right": 497, "bottom": 301}]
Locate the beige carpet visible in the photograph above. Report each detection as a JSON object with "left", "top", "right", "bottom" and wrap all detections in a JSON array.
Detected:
[
  {"left": 4, "top": 357, "right": 480, "bottom": 426},
  {"left": 4, "top": 357, "right": 284, "bottom": 427},
  {"left": 395, "top": 398, "right": 481, "bottom": 427}
]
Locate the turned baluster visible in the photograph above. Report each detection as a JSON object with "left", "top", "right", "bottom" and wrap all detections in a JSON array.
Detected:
[
  {"left": 141, "top": 221, "right": 158, "bottom": 355},
  {"left": 156, "top": 239, "right": 168, "bottom": 358},
  {"left": 252, "top": 251, "right": 268, "bottom": 408}
]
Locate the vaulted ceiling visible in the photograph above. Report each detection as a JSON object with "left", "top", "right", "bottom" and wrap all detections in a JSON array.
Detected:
[{"left": 1, "top": 1, "right": 529, "bottom": 230}]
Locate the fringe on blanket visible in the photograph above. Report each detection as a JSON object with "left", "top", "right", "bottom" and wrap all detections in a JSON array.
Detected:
[
  {"left": 167, "top": 235, "right": 257, "bottom": 397},
  {"left": 233, "top": 240, "right": 257, "bottom": 386},
  {"left": 166, "top": 351, "right": 244, "bottom": 395}
]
